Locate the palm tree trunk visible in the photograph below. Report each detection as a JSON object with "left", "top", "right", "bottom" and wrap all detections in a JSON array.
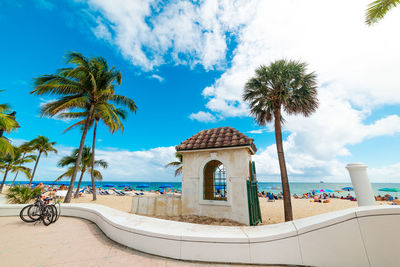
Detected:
[
  {"left": 274, "top": 108, "right": 293, "bottom": 221},
  {"left": 10, "top": 172, "right": 19, "bottom": 186},
  {"left": 90, "top": 119, "right": 98, "bottom": 201},
  {"left": 74, "top": 169, "right": 85, "bottom": 198},
  {"left": 29, "top": 151, "right": 41, "bottom": 186},
  {"left": 64, "top": 105, "right": 95, "bottom": 203},
  {"left": 0, "top": 168, "right": 10, "bottom": 193}
]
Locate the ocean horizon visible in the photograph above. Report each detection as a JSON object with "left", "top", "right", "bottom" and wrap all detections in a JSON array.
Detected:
[{"left": 7, "top": 181, "right": 400, "bottom": 196}]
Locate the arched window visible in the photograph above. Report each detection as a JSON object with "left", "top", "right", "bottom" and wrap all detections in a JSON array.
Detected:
[{"left": 203, "top": 160, "right": 227, "bottom": 201}]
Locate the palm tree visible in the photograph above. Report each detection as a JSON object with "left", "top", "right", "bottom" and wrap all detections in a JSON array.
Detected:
[
  {"left": 165, "top": 152, "right": 183, "bottom": 176},
  {"left": 25, "top": 136, "right": 57, "bottom": 186},
  {"left": 0, "top": 146, "right": 34, "bottom": 193},
  {"left": 31, "top": 52, "right": 136, "bottom": 203},
  {"left": 243, "top": 59, "right": 318, "bottom": 221},
  {"left": 366, "top": 0, "right": 400, "bottom": 25},
  {"left": 0, "top": 92, "right": 19, "bottom": 156},
  {"left": 10, "top": 143, "right": 36, "bottom": 186},
  {"left": 57, "top": 146, "right": 107, "bottom": 198},
  {"left": 60, "top": 102, "right": 131, "bottom": 201}
]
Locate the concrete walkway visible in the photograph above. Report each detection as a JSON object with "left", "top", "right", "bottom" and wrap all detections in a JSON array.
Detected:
[{"left": 0, "top": 217, "right": 276, "bottom": 267}]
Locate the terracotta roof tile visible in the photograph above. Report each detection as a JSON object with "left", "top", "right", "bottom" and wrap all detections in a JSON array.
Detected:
[{"left": 176, "top": 127, "right": 257, "bottom": 153}]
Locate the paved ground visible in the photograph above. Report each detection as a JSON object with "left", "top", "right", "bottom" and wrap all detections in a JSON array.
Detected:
[{"left": 0, "top": 217, "right": 280, "bottom": 267}]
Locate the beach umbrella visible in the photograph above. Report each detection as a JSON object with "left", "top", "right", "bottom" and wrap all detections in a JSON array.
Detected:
[
  {"left": 310, "top": 189, "right": 324, "bottom": 193},
  {"left": 102, "top": 184, "right": 116, "bottom": 187},
  {"left": 136, "top": 184, "right": 149, "bottom": 188},
  {"left": 119, "top": 184, "right": 131, "bottom": 187},
  {"left": 159, "top": 184, "right": 172, "bottom": 188},
  {"left": 379, "top": 188, "right": 400, "bottom": 192},
  {"left": 342, "top": 187, "right": 354, "bottom": 191},
  {"left": 215, "top": 185, "right": 226, "bottom": 190},
  {"left": 323, "top": 189, "right": 334, "bottom": 193}
]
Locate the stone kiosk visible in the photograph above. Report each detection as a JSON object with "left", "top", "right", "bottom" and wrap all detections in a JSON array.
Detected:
[
  {"left": 176, "top": 127, "right": 258, "bottom": 225},
  {"left": 131, "top": 126, "right": 260, "bottom": 225}
]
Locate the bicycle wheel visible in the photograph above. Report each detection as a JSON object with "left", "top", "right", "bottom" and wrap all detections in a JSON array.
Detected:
[
  {"left": 42, "top": 206, "right": 54, "bottom": 226},
  {"left": 49, "top": 204, "right": 59, "bottom": 223},
  {"left": 20, "top": 205, "right": 35, "bottom": 223},
  {"left": 27, "top": 205, "right": 42, "bottom": 222}
]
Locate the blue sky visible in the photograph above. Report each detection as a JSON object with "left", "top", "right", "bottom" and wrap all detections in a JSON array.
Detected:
[{"left": 1, "top": 0, "right": 400, "bottom": 183}]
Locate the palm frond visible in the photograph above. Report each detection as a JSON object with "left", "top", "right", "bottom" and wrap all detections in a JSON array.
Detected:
[
  {"left": 0, "top": 138, "right": 14, "bottom": 157},
  {"left": 366, "top": 0, "right": 400, "bottom": 25}
]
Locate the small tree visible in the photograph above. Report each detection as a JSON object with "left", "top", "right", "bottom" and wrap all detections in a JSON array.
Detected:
[
  {"left": 25, "top": 136, "right": 57, "bottom": 186},
  {"left": 165, "top": 152, "right": 183, "bottom": 177},
  {"left": 57, "top": 146, "right": 107, "bottom": 198},
  {"left": 0, "top": 146, "right": 34, "bottom": 193}
]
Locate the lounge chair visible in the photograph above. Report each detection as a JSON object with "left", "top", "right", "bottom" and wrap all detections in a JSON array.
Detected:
[
  {"left": 268, "top": 194, "right": 275, "bottom": 202},
  {"left": 113, "top": 189, "right": 127, "bottom": 196}
]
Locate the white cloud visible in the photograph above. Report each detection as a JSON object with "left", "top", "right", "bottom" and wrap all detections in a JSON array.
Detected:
[
  {"left": 18, "top": 144, "right": 179, "bottom": 182},
  {"left": 370, "top": 163, "right": 400, "bottom": 182},
  {"left": 194, "top": 0, "right": 400, "bottom": 181},
  {"left": 150, "top": 74, "right": 164, "bottom": 82},
  {"left": 200, "top": 1, "right": 400, "bottom": 117},
  {"left": 189, "top": 111, "right": 217, "bottom": 123},
  {"left": 92, "top": 19, "right": 111, "bottom": 41},
  {"left": 247, "top": 129, "right": 266, "bottom": 134},
  {"left": 78, "top": 0, "right": 400, "bottom": 182},
  {"left": 81, "top": 0, "right": 257, "bottom": 70}
]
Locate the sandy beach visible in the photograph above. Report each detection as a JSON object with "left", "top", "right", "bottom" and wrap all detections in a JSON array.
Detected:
[
  {"left": 69, "top": 193, "right": 389, "bottom": 225},
  {"left": 1, "top": 185, "right": 391, "bottom": 225}
]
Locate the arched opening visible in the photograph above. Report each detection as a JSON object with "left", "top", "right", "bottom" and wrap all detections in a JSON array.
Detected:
[{"left": 203, "top": 160, "right": 227, "bottom": 201}]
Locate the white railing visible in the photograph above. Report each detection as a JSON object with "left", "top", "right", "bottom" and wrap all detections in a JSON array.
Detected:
[{"left": 1, "top": 203, "right": 399, "bottom": 266}]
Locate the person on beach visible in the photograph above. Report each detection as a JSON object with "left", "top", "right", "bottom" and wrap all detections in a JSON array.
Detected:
[
  {"left": 313, "top": 195, "right": 321, "bottom": 203},
  {"left": 35, "top": 183, "right": 44, "bottom": 191},
  {"left": 392, "top": 197, "right": 400, "bottom": 205}
]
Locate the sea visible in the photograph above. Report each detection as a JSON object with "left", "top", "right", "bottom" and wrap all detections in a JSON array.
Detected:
[{"left": 7, "top": 181, "right": 400, "bottom": 197}]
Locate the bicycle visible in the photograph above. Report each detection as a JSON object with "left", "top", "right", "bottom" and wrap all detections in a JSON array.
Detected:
[{"left": 20, "top": 194, "right": 60, "bottom": 226}]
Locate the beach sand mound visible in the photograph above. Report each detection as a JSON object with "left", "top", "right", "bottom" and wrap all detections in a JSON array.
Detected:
[{"left": 154, "top": 215, "right": 245, "bottom": 226}]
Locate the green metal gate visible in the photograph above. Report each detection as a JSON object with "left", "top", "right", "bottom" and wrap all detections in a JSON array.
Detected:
[{"left": 247, "top": 161, "right": 262, "bottom": 226}]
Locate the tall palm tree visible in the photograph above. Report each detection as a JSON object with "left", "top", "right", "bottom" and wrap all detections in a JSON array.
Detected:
[
  {"left": 0, "top": 91, "right": 19, "bottom": 156},
  {"left": 243, "top": 59, "right": 318, "bottom": 221},
  {"left": 57, "top": 146, "right": 107, "bottom": 198},
  {"left": 31, "top": 52, "right": 136, "bottom": 203},
  {"left": 25, "top": 136, "right": 57, "bottom": 186},
  {"left": 366, "top": 0, "right": 399, "bottom": 25},
  {"left": 0, "top": 146, "right": 34, "bottom": 193},
  {"left": 60, "top": 102, "right": 131, "bottom": 200},
  {"left": 165, "top": 152, "right": 183, "bottom": 177},
  {"left": 10, "top": 143, "right": 36, "bottom": 186}
]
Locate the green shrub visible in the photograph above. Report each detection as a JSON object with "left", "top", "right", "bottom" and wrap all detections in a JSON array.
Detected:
[{"left": 6, "top": 185, "right": 43, "bottom": 204}]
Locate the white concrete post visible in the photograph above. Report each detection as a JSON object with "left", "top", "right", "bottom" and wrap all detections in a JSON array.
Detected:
[{"left": 346, "top": 163, "right": 376, "bottom": 206}]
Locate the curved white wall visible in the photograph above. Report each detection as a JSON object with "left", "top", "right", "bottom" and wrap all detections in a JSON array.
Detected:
[{"left": 1, "top": 203, "right": 399, "bottom": 266}]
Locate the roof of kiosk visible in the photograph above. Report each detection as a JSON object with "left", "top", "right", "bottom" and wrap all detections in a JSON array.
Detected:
[{"left": 176, "top": 126, "right": 257, "bottom": 153}]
